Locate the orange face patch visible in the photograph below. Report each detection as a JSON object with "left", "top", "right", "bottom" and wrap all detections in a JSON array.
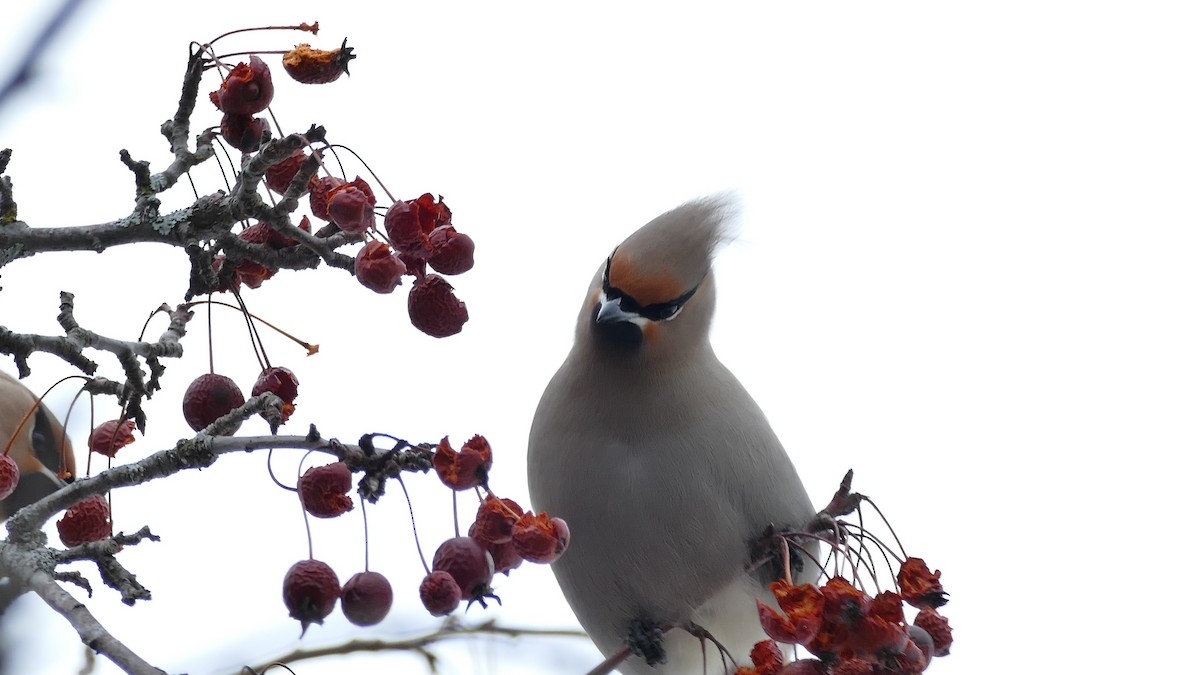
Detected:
[{"left": 608, "top": 250, "right": 684, "bottom": 306}]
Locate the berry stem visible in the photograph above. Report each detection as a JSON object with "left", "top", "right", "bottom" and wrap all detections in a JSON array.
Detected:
[
  {"left": 230, "top": 289, "right": 269, "bottom": 371},
  {"left": 184, "top": 300, "right": 319, "bottom": 356},
  {"left": 324, "top": 143, "right": 396, "bottom": 203},
  {"left": 862, "top": 496, "right": 907, "bottom": 561},
  {"left": 298, "top": 450, "right": 316, "bottom": 560},
  {"left": 205, "top": 23, "right": 318, "bottom": 48},
  {"left": 135, "top": 303, "right": 171, "bottom": 342},
  {"left": 359, "top": 492, "right": 370, "bottom": 571},
  {"left": 781, "top": 537, "right": 792, "bottom": 586},
  {"left": 207, "top": 293, "right": 215, "bottom": 374},
  {"left": 396, "top": 475, "right": 430, "bottom": 575},
  {"left": 2, "top": 375, "right": 90, "bottom": 458},
  {"left": 451, "top": 490, "right": 460, "bottom": 539},
  {"left": 211, "top": 49, "right": 288, "bottom": 61},
  {"left": 264, "top": 449, "right": 298, "bottom": 491}
]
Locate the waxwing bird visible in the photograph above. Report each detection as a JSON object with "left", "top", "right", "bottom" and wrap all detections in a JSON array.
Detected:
[
  {"left": 528, "top": 196, "right": 817, "bottom": 674},
  {"left": 0, "top": 370, "right": 75, "bottom": 520}
]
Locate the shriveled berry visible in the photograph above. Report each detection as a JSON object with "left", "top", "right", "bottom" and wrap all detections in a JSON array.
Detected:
[
  {"left": 471, "top": 495, "right": 523, "bottom": 544},
  {"left": 240, "top": 218, "right": 311, "bottom": 250},
  {"left": 777, "top": 659, "right": 827, "bottom": 675},
  {"left": 410, "top": 193, "right": 453, "bottom": 232},
  {"left": 88, "top": 419, "right": 136, "bottom": 458},
  {"left": 0, "top": 455, "right": 19, "bottom": 501},
  {"left": 56, "top": 495, "right": 112, "bottom": 547},
  {"left": 297, "top": 461, "right": 353, "bottom": 518},
  {"left": 408, "top": 274, "right": 468, "bottom": 338},
  {"left": 232, "top": 258, "right": 277, "bottom": 289},
  {"left": 897, "top": 558, "right": 948, "bottom": 610},
  {"left": 265, "top": 151, "right": 311, "bottom": 194},
  {"left": 428, "top": 225, "right": 475, "bottom": 275},
  {"left": 484, "top": 537, "right": 523, "bottom": 576},
  {"left": 431, "top": 536, "right": 494, "bottom": 601},
  {"left": 419, "top": 570, "right": 461, "bottom": 616},
  {"left": 308, "top": 176, "right": 345, "bottom": 221},
  {"left": 383, "top": 199, "right": 431, "bottom": 260},
  {"left": 341, "top": 570, "right": 393, "bottom": 626},
  {"left": 747, "top": 640, "right": 785, "bottom": 672},
  {"left": 512, "top": 513, "right": 570, "bottom": 564},
  {"left": 354, "top": 241, "right": 407, "bottom": 294},
  {"left": 327, "top": 185, "right": 375, "bottom": 234},
  {"left": 182, "top": 373, "right": 245, "bottom": 434},
  {"left": 432, "top": 435, "right": 492, "bottom": 491},
  {"left": 216, "top": 55, "right": 274, "bottom": 115},
  {"left": 283, "top": 39, "right": 356, "bottom": 84},
  {"left": 252, "top": 366, "right": 299, "bottom": 423},
  {"left": 914, "top": 608, "right": 952, "bottom": 657},
  {"left": 282, "top": 559, "right": 340, "bottom": 635},
  {"left": 220, "top": 113, "right": 267, "bottom": 152}
]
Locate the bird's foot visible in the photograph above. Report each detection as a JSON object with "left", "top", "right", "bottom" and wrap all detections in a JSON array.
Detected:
[
  {"left": 627, "top": 618, "right": 667, "bottom": 666},
  {"left": 681, "top": 621, "right": 737, "bottom": 672},
  {"left": 752, "top": 522, "right": 807, "bottom": 583}
]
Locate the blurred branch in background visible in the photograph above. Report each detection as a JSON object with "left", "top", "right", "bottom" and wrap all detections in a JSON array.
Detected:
[{"left": 0, "top": 0, "right": 87, "bottom": 116}]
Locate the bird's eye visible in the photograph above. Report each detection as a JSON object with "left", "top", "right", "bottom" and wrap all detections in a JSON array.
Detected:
[{"left": 641, "top": 303, "right": 681, "bottom": 322}]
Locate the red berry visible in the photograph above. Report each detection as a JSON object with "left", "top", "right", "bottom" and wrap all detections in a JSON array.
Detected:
[
  {"left": 829, "top": 658, "right": 875, "bottom": 675},
  {"left": 327, "top": 186, "right": 375, "bottom": 234},
  {"left": 216, "top": 55, "right": 274, "bottom": 115},
  {"left": 232, "top": 258, "right": 277, "bottom": 289},
  {"left": 428, "top": 226, "right": 475, "bottom": 275},
  {"left": 182, "top": 373, "right": 246, "bottom": 434},
  {"left": 471, "top": 495, "right": 523, "bottom": 544},
  {"left": 777, "top": 659, "right": 827, "bottom": 675},
  {"left": 308, "top": 176, "right": 345, "bottom": 221},
  {"left": 408, "top": 274, "right": 468, "bottom": 338},
  {"left": 485, "top": 538, "right": 524, "bottom": 576},
  {"left": 282, "top": 40, "right": 356, "bottom": 84},
  {"left": 383, "top": 200, "right": 431, "bottom": 260},
  {"left": 282, "top": 559, "right": 340, "bottom": 635},
  {"left": 297, "top": 461, "right": 353, "bottom": 518},
  {"left": 410, "top": 193, "right": 453, "bottom": 232},
  {"left": 431, "top": 536, "right": 494, "bottom": 601},
  {"left": 88, "top": 419, "right": 136, "bottom": 458},
  {"left": 252, "top": 366, "right": 299, "bottom": 423},
  {"left": 354, "top": 241, "right": 407, "bottom": 294},
  {"left": 265, "top": 151, "right": 310, "bottom": 194},
  {"left": 897, "top": 557, "right": 947, "bottom": 610},
  {"left": 341, "top": 570, "right": 393, "bottom": 626},
  {"left": 432, "top": 436, "right": 492, "bottom": 491},
  {"left": 56, "top": 495, "right": 112, "bottom": 547},
  {"left": 419, "top": 570, "right": 461, "bottom": 617},
  {"left": 914, "top": 608, "right": 952, "bottom": 657},
  {"left": 512, "top": 513, "right": 570, "bottom": 564},
  {"left": 0, "top": 455, "right": 19, "bottom": 501},
  {"left": 220, "top": 113, "right": 267, "bottom": 152}
]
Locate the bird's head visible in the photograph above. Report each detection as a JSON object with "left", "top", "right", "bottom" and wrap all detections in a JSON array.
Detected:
[{"left": 577, "top": 195, "right": 735, "bottom": 363}]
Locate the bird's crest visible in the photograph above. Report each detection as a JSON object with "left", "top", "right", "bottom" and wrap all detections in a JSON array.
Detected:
[{"left": 607, "top": 194, "right": 738, "bottom": 304}]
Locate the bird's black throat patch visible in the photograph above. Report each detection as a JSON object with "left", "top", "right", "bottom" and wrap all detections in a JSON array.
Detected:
[{"left": 591, "top": 302, "right": 643, "bottom": 352}]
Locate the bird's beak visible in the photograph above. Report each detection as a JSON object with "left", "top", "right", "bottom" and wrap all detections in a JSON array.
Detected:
[{"left": 595, "top": 295, "right": 640, "bottom": 325}]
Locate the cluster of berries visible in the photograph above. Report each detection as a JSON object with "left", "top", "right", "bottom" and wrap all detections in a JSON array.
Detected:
[
  {"left": 207, "top": 31, "right": 473, "bottom": 338},
  {"left": 739, "top": 559, "right": 952, "bottom": 674},
  {"left": 182, "top": 367, "right": 300, "bottom": 434},
  {"left": 280, "top": 436, "right": 569, "bottom": 635}
]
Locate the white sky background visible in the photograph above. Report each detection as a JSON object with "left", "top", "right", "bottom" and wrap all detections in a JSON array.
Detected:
[{"left": 0, "top": 1, "right": 1197, "bottom": 673}]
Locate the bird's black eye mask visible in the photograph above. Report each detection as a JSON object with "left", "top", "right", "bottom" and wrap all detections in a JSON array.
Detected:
[{"left": 602, "top": 250, "right": 701, "bottom": 322}]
